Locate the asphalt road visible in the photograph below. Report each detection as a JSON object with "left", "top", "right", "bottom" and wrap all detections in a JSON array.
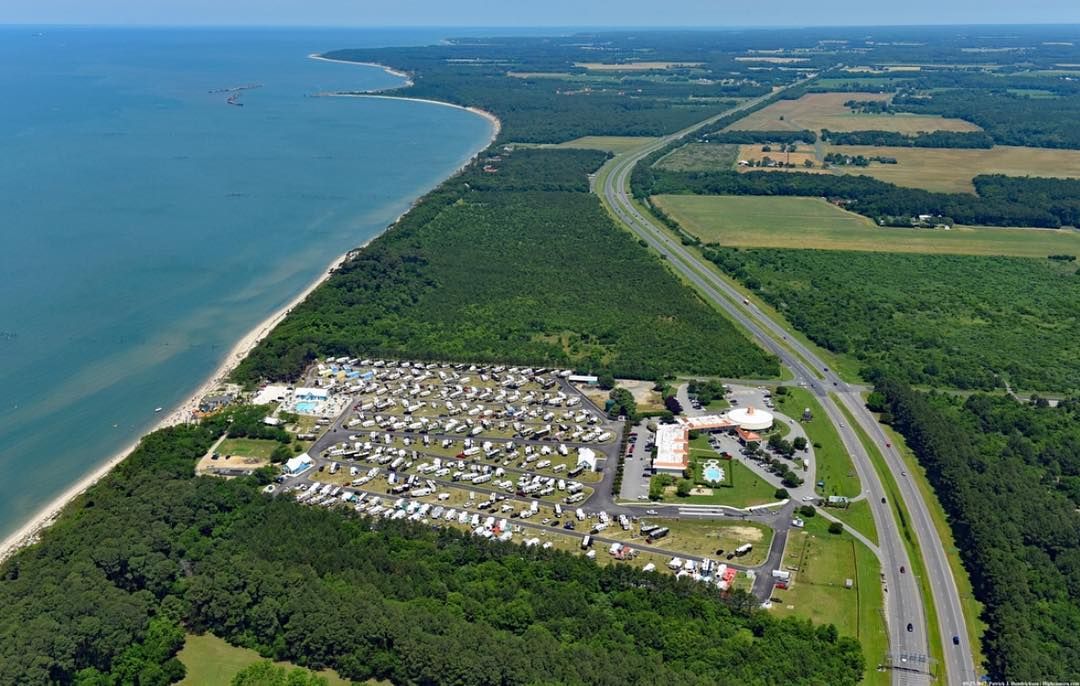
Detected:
[{"left": 597, "top": 97, "right": 976, "bottom": 684}]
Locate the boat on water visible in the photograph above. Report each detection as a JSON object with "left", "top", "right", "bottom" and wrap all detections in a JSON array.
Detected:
[{"left": 154, "top": 407, "right": 163, "bottom": 413}]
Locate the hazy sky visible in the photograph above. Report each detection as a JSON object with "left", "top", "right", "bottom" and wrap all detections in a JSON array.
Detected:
[{"left": 2, "top": 0, "right": 1078, "bottom": 27}]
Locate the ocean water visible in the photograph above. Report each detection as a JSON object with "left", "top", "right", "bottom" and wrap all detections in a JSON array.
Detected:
[{"left": 0, "top": 27, "right": 494, "bottom": 542}]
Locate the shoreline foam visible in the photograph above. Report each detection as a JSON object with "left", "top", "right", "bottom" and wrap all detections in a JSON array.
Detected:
[{"left": 0, "top": 55, "right": 500, "bottom": 566}]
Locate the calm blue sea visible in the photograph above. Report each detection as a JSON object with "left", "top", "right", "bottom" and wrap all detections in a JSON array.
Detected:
[{"left": 0, "top": 27, "right": 494, "bottom": 542}]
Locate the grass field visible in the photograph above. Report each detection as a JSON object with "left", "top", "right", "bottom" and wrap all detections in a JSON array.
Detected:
[
  {"left": 554, "top": 135, "right": 657, "bottom": 153},
  {"left": 604, "top": 517, "right": 773, "bottom": 566},
  {"left": 654, "top": 459, "right": 778, "bottom": 508},
  {"left": 653, "top": 194, "right": 1080, "bottom": 257},
  {"left": 827, "top": 499, "right": 879, "bottom": 546},
  {"left": 775, "top": 388, "right": 861, "bottom": 499},
  {"left": 178, "top": 633, "right": 354, "bottom": 686},
  {"left": 655, "top": 142, "right": 740, "bottom": 171},
  {"left": 771, "top": 516, "right": 889, "bottom": 682},
  {"left": 822, "top": 144, "right": 1080, "bottom": 193},
  {"left": 215, "top": 437, "right": 281, "bottom": 459},
  {"left": 732, "top": 92, "right": 980, "bottom": 134}
]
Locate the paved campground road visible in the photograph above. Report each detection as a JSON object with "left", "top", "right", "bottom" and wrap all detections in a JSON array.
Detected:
[{"left": 597, "top": 99, "right": 976, "bottom": 684}]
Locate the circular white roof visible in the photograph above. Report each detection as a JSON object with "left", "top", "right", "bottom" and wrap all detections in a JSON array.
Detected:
[{"left": 726, "top": 406, "right": 774, "bottom": 431}]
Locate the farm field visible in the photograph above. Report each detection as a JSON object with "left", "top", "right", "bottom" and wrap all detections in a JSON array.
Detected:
[
  {"left": 575, "top": 61, "right": 703, "bottom": 71},
  {"left": 178, "top": 633, "right": 354, "bottom": 686},
  {"left": 653, "top": 194, "right": 1080, "bottom": 258},
  {"left": 655, "top": 142, "right": 740, "bottom": 171},
  {"left": 555, "top": 135, "right": 657, "bottom": 153},
  {"left": 731, "top": 92, "right": 981, "bottom": 134},
  {"left": 821, "top": 144, "right": 1080, "bottom": 193},
  {"left": 736, "top": 143, "right": 818, "bottom": 168},
  {"left": 771, "top": 517, "right": 889, "bottom": 681}
]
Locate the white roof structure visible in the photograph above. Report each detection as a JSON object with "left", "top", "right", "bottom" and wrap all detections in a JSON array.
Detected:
[
  {"left": 653, "top": 423, "right": 690, "bottom": 473},
  {"left": 284, "top": 454, "right": 313, "bottom": 475},
  {"left": 680, "top": 414, "right": 735, "bottom": 431},
  {"left": 252, "top": 384, "right": 290, "bottom": 405},
  {"left": 726, "top": 406, "right": 774, "bottom": 431},
  {"left": 294, "top": 387, "right": 329, "bottom": 400},
  {"left": 577, "top": 447, "right": 599, "bottom": 471}
]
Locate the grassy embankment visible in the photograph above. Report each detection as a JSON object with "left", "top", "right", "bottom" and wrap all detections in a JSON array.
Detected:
[{"left": 774, "top": 388, "right": 862, "bottom": 500}]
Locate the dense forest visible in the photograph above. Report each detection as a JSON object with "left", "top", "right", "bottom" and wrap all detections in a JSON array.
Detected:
[
  {"left": 893, "top": 89, "right": 1080, "bottom": 149},
  {"left": 0, "top": 411, "right": 866, "bottom": 685},
  {"left": 640, "top": 167, "right": 1080, "bottom": 228},
  {"left": 704, "top": 247, "right": 1080, "bottom": 392},
  {"left": 874, "top": 381, "right": 1080, "bottom": 680},
  {"left": 820, "top": 129, "right": 994, "bottom": 148},
  {"left": 233, "top": 147, "right": 778, "bottom": 384}
]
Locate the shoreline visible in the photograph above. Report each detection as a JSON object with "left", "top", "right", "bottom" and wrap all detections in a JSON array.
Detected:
[
  {"left": 307, "top": 53, "right": 415, "bottom": 88},
  {"left": 0, "top": 57, "right": 501, "bottom": 566}
]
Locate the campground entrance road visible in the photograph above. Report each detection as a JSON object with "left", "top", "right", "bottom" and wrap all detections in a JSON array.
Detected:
[{"left": 597, "top": 99, "right": 976, "bottom": 684}]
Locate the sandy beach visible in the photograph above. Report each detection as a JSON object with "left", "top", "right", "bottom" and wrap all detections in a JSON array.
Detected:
[
  {"left": 308, "top": 53, "right": 415, "bottom": 88},
  {"left": 0, "top": 58, "right": 500, "bottom": 566}
]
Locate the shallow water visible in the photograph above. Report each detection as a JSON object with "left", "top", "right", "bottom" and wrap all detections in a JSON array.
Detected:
[{"left": 0, "top": 27, "right": 493, "bottom": 541}]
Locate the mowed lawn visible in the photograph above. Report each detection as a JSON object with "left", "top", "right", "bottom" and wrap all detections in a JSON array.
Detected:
[
  {"left": 771, "top": 518, "right": 889, "bottom": 682},
  {"left": 731, "top": 92, "right": 980, "bottom": 134},
  {"left": 555, "top": 135, "right": 657, "bottom": 153},
  {"left": 653, "top": 194, "right": 1080, "bottom": 257},
  {"left": 177, "top": 633, "right": 356, "bottom": 686},
  {"left": 821, "top": 144, "right": 1080, "bottom": 193}
]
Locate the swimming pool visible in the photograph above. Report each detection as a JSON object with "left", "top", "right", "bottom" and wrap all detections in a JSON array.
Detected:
[
  {"left": 295, "top": 401, "right": 319, "bottom": 414},
  {"left": 703, "top": 461, "right": 725, "bottom": 483}
]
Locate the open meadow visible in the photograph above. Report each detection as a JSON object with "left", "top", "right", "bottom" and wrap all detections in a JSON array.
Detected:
[
  {"left": 653, "top": 194, "right": 1080, "bottom": 257},
  {"left": 771, "top": 517, "right": 888, "bottom": 681},
  {"left": 731, "top": 92, "right": 981, "bottom": 134},
  {"left": 655, "top": 142, "right": 740, "bottom": 171},
  {"left": 178, "top": 634, "right": 354, "bottom": 686}
]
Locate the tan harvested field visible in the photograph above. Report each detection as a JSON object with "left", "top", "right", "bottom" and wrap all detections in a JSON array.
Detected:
[
  {"left": 821, "top": 144, "right": 1080, "bottom": 193},
  {"left": 731, "top": 92, "right": 981, "bottom": 134},
  {"left": 735, "top": 56, "right": 809, "bottom": 63},
  {"left": 575, "top": 61, "right": 703, "bottom": 71},
  {"left": 653, "top": 194, "right": 1080, "bottom": 258}
]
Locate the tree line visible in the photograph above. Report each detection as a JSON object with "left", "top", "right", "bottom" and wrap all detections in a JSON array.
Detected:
[
  {"left": 875, "top": 379, "right": 1080, "bottom": 681},
  {"left": 821, "top": 129, "right": 994, "bottom": 148},
  {"left": 233, "top": 147, "right": 779, "bottom": 385},
  {"left": 0, "top": 411, "right": 866, "bottom": 685},
  {"left": 641, "top": 167, "right": 1080, "bottom": 228}
]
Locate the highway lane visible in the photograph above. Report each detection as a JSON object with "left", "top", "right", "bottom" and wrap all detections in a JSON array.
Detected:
[{"left": 597, "top": 108, "right": 976, "bottom": 683}]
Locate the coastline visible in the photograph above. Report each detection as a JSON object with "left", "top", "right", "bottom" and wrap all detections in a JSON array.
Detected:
[
  {"left": 0, "top": 58, "right": 501, "bottom": 566},
  {"left": 307, "top": 53, "right": 415, "bottom": 88}
]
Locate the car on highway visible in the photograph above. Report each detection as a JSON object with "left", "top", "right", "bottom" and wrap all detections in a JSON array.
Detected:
[
  {"left": 646, "top": 509, "right": 658, "bottom": 515},
  {"left": 900, "top": 566, "right": 905, "bottom": 574},
  {"left": 953, "top": 635, "right": 960, "bottom": 646},
  {"left": 907, "top": 623, "right": 913, "bottom": 632}
]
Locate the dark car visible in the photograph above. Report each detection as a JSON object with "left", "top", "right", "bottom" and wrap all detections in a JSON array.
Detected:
[
  {"left": 953, "top": 635, "right": 960, "bottom": 646},
  {"left": 550, "top": 520, "right": 560, "bottom": 527},
  {"left": 907, "top": 623, "right": 913, "bottom": 632}
]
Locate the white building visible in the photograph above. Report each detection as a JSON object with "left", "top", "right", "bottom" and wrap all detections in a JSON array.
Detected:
[
  {"left": 726, "top": 406, "right": 774, "bottom": 432},
  {"left": 284, "top": 454, "right": 313, "bottom": 475},
  {"left": 577, "top": 447, "right": 598, "bottom": 472},
  {"left": 294, "top": 387, "right": 329, "bottom": 402}
]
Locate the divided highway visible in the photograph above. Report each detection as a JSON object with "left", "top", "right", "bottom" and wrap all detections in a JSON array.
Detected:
[{"left": 597, "top": 106, "right": 976, "bottom": 684}]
